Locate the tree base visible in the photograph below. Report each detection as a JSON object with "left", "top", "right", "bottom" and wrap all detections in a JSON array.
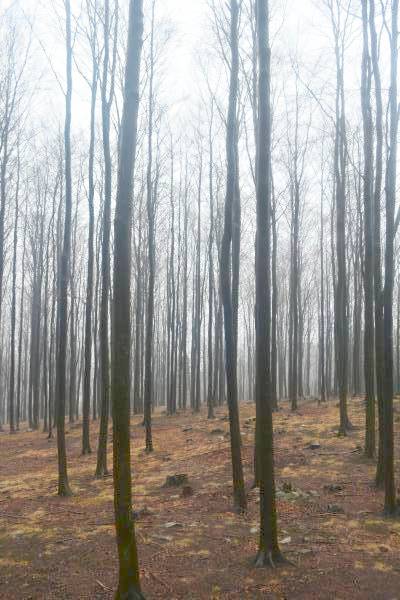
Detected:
[
  {"left": 364, "top": 448, "right": 375, "bottom": 459},
  {"left": 58, "top": 483, "right": 73, "bottom": 497},
  {"left": 383, "top": 503, "right": 400, "bottom": 518},
  {"left": 254, "top": 549, "right": 286, "bottom": 568},
  {"left": 95, "top": 466, "right": 109, "bottom": 479},
  {"left": 116, "top": 585, "right": 146, "bottom": 600},
  {"left": 82, "top": 447, "right": 92, "bottom": 456}
]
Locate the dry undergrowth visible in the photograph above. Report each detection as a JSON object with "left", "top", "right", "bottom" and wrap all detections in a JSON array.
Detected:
[{"left": 0, "top": 398, "right": 399, "bottom": 599}]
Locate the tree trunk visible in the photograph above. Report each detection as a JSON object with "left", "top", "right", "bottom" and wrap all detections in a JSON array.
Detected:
[
  {"left": 254, "top": 0, "right": 282, "bottom": 566},
  {"left": 111, "top": 0, "right": 144, "bottom": 596},
  {"left": 56, "top": 0, "right": 73, "bottom": 496},
  {"left": 220, "top": 0, "right": 246, "bottom": 513}
]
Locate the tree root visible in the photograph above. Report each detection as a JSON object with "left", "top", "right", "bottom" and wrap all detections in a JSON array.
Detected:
[{"left": 254, "top": 549, "right": 287, "bottom": 568}]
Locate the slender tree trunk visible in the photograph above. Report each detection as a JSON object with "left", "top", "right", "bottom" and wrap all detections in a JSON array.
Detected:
[
  {"left": 56, "top": 0, "right": 73, "bottom": 496},
  {"left": 143, "top": 0, "right": 156, "bottom": 449},
  {"left": 382, "top": 0, "right": 398, "bottom": 514},
  {"left": 8, "top": 154, "right": 19, "bottom": 434},
  {"left": 111, "top": 0, "right": 144, "bottom": 595},
  {"left": 82, "top": 17, "right": 98, "bottom": 455},
  {"left": 361, "top": 0, "right": 375, "bottom": 457},
  {"left": 220, "top": 0, "right": 246, "bottom": 513},
  {"left": 96, "top": 0, "right": 117, "bottom": 477},
  {"left": 255, "top": 0, "right": 282, "bottom": 566}
]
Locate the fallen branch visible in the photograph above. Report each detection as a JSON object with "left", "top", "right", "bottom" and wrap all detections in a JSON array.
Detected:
[{"left": 96, "top": 579, "right": 112, "bottom": 592}]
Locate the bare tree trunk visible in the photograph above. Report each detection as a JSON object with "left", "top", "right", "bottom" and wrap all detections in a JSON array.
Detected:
[
  {"left": 111, "top": 0, "right": 144, "bottom": 595},
  {"left": 16, "top": 201, "right": 28, "bottom": 430},
  {"left": 369, "top": 0, "right": 385, "bottom": 487},
  {"left": 96, "top": 0, "right": 117, "bottom": 477},
  {"left": 56, "top": 0, "right": 73, "bottom": 496},
  {"left": 143, "top": 0, "right": 156, "bottom": 449},
  {"left": 360, "top": 0, "right": 375, "bottom": 457},
  {"left": 382, "top": 0, "right": 398, "bottom": 514},
  {"left": 331, "top": 1, "right": 351, "bottom": 434},
  {"left": 255, "top": 0, "right": 282, "bottom": 566},
  {"left": 82, "top": 3, "right": 99, "bottom": 454},
  {"left": 8, "top": 152, "right": 19, "bottom": 433},
  {"left": 319, "top": 159, "right": 326, "bottom": 403},
  {"left": 207, "top": 104, "right": 215, "bottom": 419},
  {"left": 220, "top": 0, "right": 246, "bottom": 513}
]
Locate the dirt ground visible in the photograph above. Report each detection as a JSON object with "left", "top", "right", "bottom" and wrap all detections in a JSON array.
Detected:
[{"left": 0, "top": 398, "right": 400, "bottom": 599}]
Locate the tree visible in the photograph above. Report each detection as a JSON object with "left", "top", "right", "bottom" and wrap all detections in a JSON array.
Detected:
[
  {"left": 143, "top": 0, "right": 157, "bottom": 450},
  {"left": 56, "top": 0, "right": 73, "bottom": 497},
  {"left": 82, "top": 0, "right": 100, "bottom": 456},
  {"left": 360, "top": 0, "right": 375, "bottom": 458},
  {"left": 8, "top": 149, "right": 19, "bottom": 434},
  {"left": 382, "top": 0, "right": 398, "bottom": 515},
  {"left": 96, "top": 0, "right": 118, "bottom": 477},
  {"left": 328, "top": 0, "right": 352, "bottom": 435},
  {"left": 111, "top": 0, "right": 144, "bottom": 596},
  {"left": 254, "top": 0, "right": 282, "bottom": 567},
  {"left": 207, "top": 100, "right": 215, "bottom": 419},
  {"left": 220, "top": 0, "right": 246, "bottom": 513},
  {"left": 369, "top": 0, "right": 385, "bottom": 486}
]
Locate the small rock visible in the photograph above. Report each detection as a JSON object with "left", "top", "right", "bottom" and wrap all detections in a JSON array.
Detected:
[
  {"left": 280, "top": 536, "right": 291, "bottom": 544},
  {"left": 281, "top": 481, "right": 293, "bottom": 493},
  {"left": 308, "top": 442, "right": 321, "bottom": 450},
  {"left": 250, "top": 526, "right": 259, "bottom": 534},
  {"left": 379, "top": 545, "right": 390, "bottom": 553},
  {"left": 210, "top": 428, "right": 225, "bottom": 435},
  {"left": 182, "top": 426, "right": 193, "bottom": 432},
  {"left": 181, "top": 485, "right": 194, "bottom": 498},
  {"left": 163, "top": 522, "right": 183, "bottom": 529},
  {"left": 327, "top": 504, "right": 344, "bottom": 514},
  {"left": 324, "top": 484, "right": 344, "bottom": 493},
  {"left": 132, "top": 506, "right": 153, "bottom": 521},
  {"left": 163, "top": 474, "right": 189, "bottom": 488}
]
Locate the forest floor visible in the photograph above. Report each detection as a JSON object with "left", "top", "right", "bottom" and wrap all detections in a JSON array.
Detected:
[{"left": 1, "top": 398, "right": 400, "bottom": 599}]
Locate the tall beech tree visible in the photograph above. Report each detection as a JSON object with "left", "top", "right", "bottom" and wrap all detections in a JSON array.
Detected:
[
  {"left": 220, "top": 0, "right": 246, "bottom": 513},
  {"left": 360, "top": 0, "right": 375, "bottom": 458},
  {"left": 96, "top": 0, "right": 118, "bottom": 477},
  {"left": 56, "top": 0, "right": 73, "bottom": 496},
  {"left": 8, "top": 150, "right": 19, "bottom": 434},
  {"left": 368, "top": 0, "right": 385, "bottom": 486},
  {"left": 143, "top": 0, "right": 156, "bottom": 451},
  {"left": 255, "top": 0, "right": 282, "bottom": 567},
  {"left": 82, "top": 0, "right": 99, "bottom": 456},
  {"left": 328, "top": 0, "right": 352, "bottom": 435},
  {"left": 111, "top": 0, "right": 144, "bottom": 596},
  {"left": 382, "top": 0, "right": 398, "bottom": 515}
]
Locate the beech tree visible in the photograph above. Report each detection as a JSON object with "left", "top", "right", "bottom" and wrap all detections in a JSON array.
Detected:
[
  {"left": 220, "top": 0, "right": 246, "bottom": 513},
  {"left": 254, "top": 0, "right": 282, "bottom": 567},
  {"left": 55, "top": 0, "right": 73, "bottom": 497},
  {"left": 111, "top": 0, "right": 144, "bottom": 596}
]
